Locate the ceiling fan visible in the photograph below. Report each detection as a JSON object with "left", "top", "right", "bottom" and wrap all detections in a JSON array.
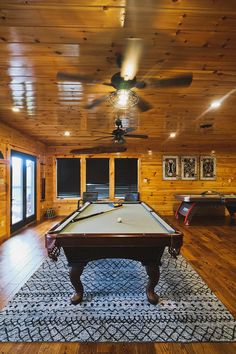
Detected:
[
  {"left": 70, "top": 117, "right": 148, "bottom": 154},
  {"left": 57, "top": 38, "right": 193, "bottom": 112},
  {"left": 93, "top": 118, "right": 148, "bottom": 144},
  {"left": 70, "top": 145, "right": 127, "bottom": 155}
]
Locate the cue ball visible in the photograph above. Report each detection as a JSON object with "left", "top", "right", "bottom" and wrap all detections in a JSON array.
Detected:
[{"left": 117, "top": 217, "right": 122, "bottom": 223}]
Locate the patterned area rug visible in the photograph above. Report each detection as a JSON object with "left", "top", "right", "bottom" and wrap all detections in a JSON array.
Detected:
[{"left": 0, "top": 250, "right": 235, "bottom": 342}]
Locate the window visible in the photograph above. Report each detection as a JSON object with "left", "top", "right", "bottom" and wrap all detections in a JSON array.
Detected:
[
  {"left": 86, "top": 158, "right": 109, "bottom": 199},
  {"left": 115, "top": 158, "right": 138, "bottom": 197},
  {"left": 57, "top": 158, "right": 80, "bottom": 198}
]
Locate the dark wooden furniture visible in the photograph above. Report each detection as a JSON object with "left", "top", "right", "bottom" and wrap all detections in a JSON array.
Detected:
[
  {"left": 82, "top": 192, "right": 98, "bottom": 202},
  {"left": 124, "top": 192, "right": 140, "bottom": 201},
  {"left": 45, "top": 201, "right": 183, "bottom": 305},
  {"left": 175, "top": 191, "right": 236, "bottom": 225}
]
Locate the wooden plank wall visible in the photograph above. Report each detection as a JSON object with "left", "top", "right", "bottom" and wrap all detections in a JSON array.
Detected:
[
  {"left": 0, "top": 121, "right": 236, "bottom": 244},
  {"left": 0, "top": 121, "right": 46, "bottom": 242},
  {"left": 45, "top": 150, "right": 236, "bottom": 216},
  {"left": 140, "top": 154, "right": 236, "bottom": 215}
]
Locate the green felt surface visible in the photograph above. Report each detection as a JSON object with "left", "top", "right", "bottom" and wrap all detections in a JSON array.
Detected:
[{"left": 59, "top": 203, "right": 174, "bottom": 234}]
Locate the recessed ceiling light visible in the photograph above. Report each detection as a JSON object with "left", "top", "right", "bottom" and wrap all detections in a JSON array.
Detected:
[
  {"left": 169, "top": 132, "right": 176, "bottom": 138},
  {"left": 148, "top": 149, "right": 152, "bottom": 155},
  {"left": 12, "top": 107, "right": 20, "bottom": 112},
  {"left": 210, "top": 100, "right": 221, "bottom": 109},
  {"left": 64, "top": 131, "right": 71, "bottom": 136}
]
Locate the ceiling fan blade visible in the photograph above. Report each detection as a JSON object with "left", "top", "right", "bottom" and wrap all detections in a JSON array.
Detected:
[
  {"left": 146, "top": 73, "right": 193, "bottom": 88},
  {"left": 125, "top": 133, "right": 148, "bottom": 139},
  {"left": 90, "top": 130, "right": 113, "bottom": 134},
  {"left": 137, "top": 96, "right": 153, "bottom": 112},
  {"left": 120, "top": 38, "right": 143, "bottom": 81},
  {"left": 125, "top": 127, "right": 136, "bottom": 133},
  {"left": 135, "top": 81, "right": 146, "bottom": 89},
  {"left": 116, "top": 53, "right": 123, "bottom": 69},
  {"left": 93, "top": 136, "right": 111, "bottom": 141},
  {"left": 85, "top": 95, "right": 108, "bottom": 109},
  {"left": 70, "top": 146, "right": 127, "bottom": 154},
  {"left": 57, "top": 71, "right": 103, "bottom": 84},
  {"left": 102, "top": 82, "right": 113, "bottom": 87}
]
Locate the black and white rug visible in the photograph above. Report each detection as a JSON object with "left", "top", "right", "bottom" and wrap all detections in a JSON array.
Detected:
[{"left": 0, "top": 250, "right": 235, "bottom": 342}]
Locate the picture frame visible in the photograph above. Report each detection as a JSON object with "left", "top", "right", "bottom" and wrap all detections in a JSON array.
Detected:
[
  {"left": 163, "top": 156, "right": 179, "bottom": 180},
  {"left": 181, "top": 156, "right": 198, "bottom": 180},
  {"left": 200, "top": 156, "right": 216, "bottom": 180}
]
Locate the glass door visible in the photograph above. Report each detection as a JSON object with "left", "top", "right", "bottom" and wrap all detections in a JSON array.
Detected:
[
  {"left": 11, "top": 156, "right": 24, "bottom": 225},
  {"left": 11, "top": 151, "right": 36, "bottom": 233},
  {"left": 26, "top": 159, "right": 35, "bottom": 218}
]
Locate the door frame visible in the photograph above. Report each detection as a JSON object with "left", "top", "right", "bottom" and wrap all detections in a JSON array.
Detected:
[{"left": 10, "top": 150, "right": 37, "bottom": 233}]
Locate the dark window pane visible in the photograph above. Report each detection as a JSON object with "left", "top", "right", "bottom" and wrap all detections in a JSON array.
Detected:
[
  {"left": 86, "top": 158, "right": 109, "bottom": 199},
  {"left": 57, "top": 158, "right": 80, "bottom": 198},
  {"left": 115, "top": 158, "right": 138, "bottom": 197}
]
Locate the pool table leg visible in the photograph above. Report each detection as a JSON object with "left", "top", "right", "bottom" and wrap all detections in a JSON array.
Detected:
[
  {"left": 69, "top": 263, "right": 86, "bottom": 305},
  {"left": 145, "top": 264, "right": 160, "bottom": 305}
]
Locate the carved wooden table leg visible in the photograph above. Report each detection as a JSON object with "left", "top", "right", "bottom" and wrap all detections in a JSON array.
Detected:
[
  {"left": 69, "top": 263, "right": 86, "bottom": 305},
  {"left": 145, "top": 264, "right": 160, "bottom": 305}
]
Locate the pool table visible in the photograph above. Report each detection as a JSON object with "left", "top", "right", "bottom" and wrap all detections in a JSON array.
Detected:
[
  {"left": 175, "top": 191, "right": 236, "bottom": 225},
  {"left": 45, "top": 201, "right": 183, "bottom": 305}
]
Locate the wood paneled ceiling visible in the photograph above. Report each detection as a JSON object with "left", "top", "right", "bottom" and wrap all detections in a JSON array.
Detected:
[{"left": 0, "top": 0, "right": 236, "bottom": 152}]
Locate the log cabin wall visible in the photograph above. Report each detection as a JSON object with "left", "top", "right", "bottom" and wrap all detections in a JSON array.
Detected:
[
  {"left": 45, "top": 148, "right": 236, "bottom": 217},
  {"left": 0, "top": 122, "right": 46, "bottom": 243},
  {"left": 0, "top": 120, "right": 235, "bottom": 244},
  {"left": 140, "top": 153, "right": 236, "bottom": 215},
  {"left": 0, "top": 0, "right": 236, "bottom": 240}
]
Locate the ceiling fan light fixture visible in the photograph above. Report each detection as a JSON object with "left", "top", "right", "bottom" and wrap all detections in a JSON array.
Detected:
[
  {"left": 113, "top": 136, "right": 125, "bottom": 144},
  {"left": 108, "top": 89, "right": 139, "bottom": 109}
]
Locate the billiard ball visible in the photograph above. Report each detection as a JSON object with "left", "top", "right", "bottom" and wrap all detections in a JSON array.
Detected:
[{"left": 117, "top": 217, "right": 122, "bottom": 223}]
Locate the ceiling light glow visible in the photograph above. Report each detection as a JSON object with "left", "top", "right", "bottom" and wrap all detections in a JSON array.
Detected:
[
  {"left": 108, "top": 89, "right": 139, "bottom": 109},
  {"left": 210, "top": 100, "right": 221, "bottom": 109},
  {"left": 169, "top": 132, "right": 176, "bottom": 138},
  {"left": 12, "top": 107, "right": 20, "bottom": 112},
  {"left": 64, "top": 131, "right": 71, "bottom": 136},
  {"left": 117, "top": 90, "right": 129, "bottom": 107}
]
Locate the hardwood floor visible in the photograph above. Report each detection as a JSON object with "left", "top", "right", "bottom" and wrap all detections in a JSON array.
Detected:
[{"left": 0, "top": 216, "right": 235, "bottom": 353}]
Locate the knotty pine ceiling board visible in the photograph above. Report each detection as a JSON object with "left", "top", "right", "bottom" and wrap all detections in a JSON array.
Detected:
[{"left": 0, "top": 0, "right": 236, "bottom": 151}]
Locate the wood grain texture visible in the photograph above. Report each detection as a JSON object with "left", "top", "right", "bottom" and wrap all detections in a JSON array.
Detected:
[
  {"left": 1, "top": 121, "right": 236, "bottom": 241},
  {"left": 0, "top": 13, "right": 235, "bottom": 354},
  {"left": 45, "top": 151, "right": 236, "bottom": 217},
  {"left": 0, "top": 215, "right": 235, "bottom": 353},
  {"left": 0, "top": 0, "right": 235, "bottom": 150}
]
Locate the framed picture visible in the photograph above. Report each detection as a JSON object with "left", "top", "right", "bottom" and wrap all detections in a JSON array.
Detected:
[
  {"left": 200, "top": 156, "right": 216, "bottom": 180},
  {"left": 181, "top": 156, "right": 198, "bottom": 180},
  {"left": 163, "top": 156, "right": 179, "bottom": 180}
]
